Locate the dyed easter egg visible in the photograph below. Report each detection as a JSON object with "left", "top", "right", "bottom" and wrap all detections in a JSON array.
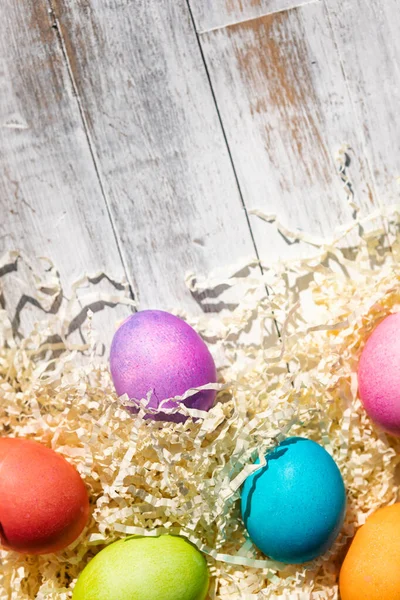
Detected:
[
  {"left": 358, "top": 312, "right": 400, "bottom": 435},
  {"left": 340, "top": 503, "right": 400, "bottom": 600},
  {"left": 72, "top": 535, "right": 209, "bottom": 600},
  {"left": 0, "top": 438, "right": 89, "bottom": 554},
  {"left": 241, "top": 437, "right": 346, "bottom": 563},
  {"left": 110, "top": 310, "right": 217, "bottom": 421}
]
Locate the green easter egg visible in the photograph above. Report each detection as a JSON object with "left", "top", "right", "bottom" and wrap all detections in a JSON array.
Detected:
[{"left": 72, "top": 535, "right": 209, "bottom": 600}]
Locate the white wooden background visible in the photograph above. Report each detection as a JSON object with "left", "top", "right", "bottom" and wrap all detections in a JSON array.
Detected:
[{"left": 1, "top": 0, "right": 399, "bottom": 343}]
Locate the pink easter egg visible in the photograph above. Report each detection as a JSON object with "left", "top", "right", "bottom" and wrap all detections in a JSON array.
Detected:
[
  {"left": 110, "top": 310, "right": 217, "bottom": 422},
  {"left": 358, "top": 312, "right": 400, "bottom": 435}
]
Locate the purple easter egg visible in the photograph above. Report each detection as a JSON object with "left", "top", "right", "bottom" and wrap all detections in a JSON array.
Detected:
[{"left": 110, "top": 310, "right": 217, "bottom": 422}]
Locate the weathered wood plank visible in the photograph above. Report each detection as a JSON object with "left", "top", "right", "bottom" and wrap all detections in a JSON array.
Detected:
[
  {"left": 200, "top": 1, "right": 380, "bottom": 261},
  {"left": 50, "top": 0, "right": 258, "bottom": 313},
  {"left": 0, "top": 0, "right": 132, "bottom": 344},
  {"left": 325, "top": 0, "right": 400, "bottom": 208},
  {"left": 189, "top": 0, "right": 320, "bottom": 33}
]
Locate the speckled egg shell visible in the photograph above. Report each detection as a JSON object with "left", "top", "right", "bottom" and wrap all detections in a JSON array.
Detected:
[
  {"left": 358, "top": 312, "right": 400, "bottom": 435},
  {"left": 0, "top": 437, "right": 89, "bottom": 554},
  {"left": 110, "top": 310, "right": 217, "bottom": 421},
  {"left": 340, "top": 503, "right": 400, "bottom": 600},
  {"left": 72, "top": 535, "right": 209, "bottom": 600},
  {"left": 241, "top": 437, "right": 346, "bottom": 564}
]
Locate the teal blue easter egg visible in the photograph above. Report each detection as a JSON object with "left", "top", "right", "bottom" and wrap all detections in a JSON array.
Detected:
[{"left": 241, "top": 437, "right": 346, "bottom": 564}]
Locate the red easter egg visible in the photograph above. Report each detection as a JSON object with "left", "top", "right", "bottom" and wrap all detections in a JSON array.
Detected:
[{"left": 0, "top": 438, "right": 89, "bottom": 554}]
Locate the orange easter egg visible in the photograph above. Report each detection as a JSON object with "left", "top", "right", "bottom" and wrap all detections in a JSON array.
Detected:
[{"left": 340, "top": 504, "right": 400, "bottom": 600}]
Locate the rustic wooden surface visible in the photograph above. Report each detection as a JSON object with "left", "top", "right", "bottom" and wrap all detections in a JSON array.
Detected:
[
  {"left": 0, "top": 0, "right": 130, "bottom": 344},
  {"left": 0, "top": 0, "right": 399, "bottom": 342},
  {"left": 326, "top": 0, "right": 400, "bottom": 207},
  {"left": 189, "top": 0, "right": 319, "bottom": 32},
  {"left": 199, "top": 1, "right": 380, "bottom": 260},
  {"left": 49, "top": 0, "right": 258, "bottom": 315}
]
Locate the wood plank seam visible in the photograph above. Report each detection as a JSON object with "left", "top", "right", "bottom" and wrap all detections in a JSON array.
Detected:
[
  {"left": 185, "top": 0, "right": 262, "bottom": 263},
  {"left": 195, "top": 0, "right": 321, "bottom": 35},
  {"left": 46, "top": 0, "right": 137, "bottom": 302},
  {"left": 186, "top": 0, "right": 283, "bottom": 341}
]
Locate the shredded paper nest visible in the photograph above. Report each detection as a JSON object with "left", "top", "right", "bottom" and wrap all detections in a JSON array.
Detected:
[{"left": 2, "top": 206, "right": 400, "bottom": 599}]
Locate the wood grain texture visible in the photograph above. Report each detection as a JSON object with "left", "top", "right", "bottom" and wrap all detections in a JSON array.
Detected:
[
  {"left": 0, "top": 0, "right": 132, "bottom": 343},
  {"left": 325, "top": 0, "right": 400, "bottom": 207},
  {"left": 200, "top": 1, "right": 380, "bottom": 261},
  {"left": 189, "top": 0, "right": 320, "bottom": 33},
  {"left": 50, "top": 0, "right": 257, "bottom": 313}
]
